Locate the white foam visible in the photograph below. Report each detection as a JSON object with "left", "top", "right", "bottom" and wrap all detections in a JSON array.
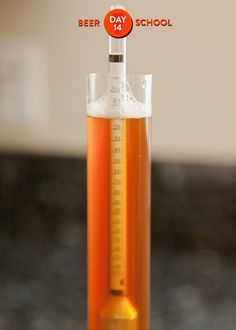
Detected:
[{"left": 87, "top": 81, "right": 152, "bottom": 119}]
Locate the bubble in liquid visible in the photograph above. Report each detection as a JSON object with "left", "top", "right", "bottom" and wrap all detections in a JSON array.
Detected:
[{"left": 87, "top": 80, "right": 151, "bottom": 119}]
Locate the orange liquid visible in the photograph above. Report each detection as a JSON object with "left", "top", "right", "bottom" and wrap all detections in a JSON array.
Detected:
[{"left": 87, "top": 116, "right": 151, "bottom": 330}]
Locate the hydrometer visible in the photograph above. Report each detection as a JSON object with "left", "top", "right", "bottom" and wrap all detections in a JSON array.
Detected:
[
  {"left": 99, "top": 5, "right": 138, "bottom": 330},
  {"left": 87, "top": 4, "right": 152, "bottom": 330}
]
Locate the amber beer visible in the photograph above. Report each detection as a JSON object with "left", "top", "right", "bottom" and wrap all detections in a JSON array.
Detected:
[{"left": 87, "top": 115, "right": 151, "bottom": 330}]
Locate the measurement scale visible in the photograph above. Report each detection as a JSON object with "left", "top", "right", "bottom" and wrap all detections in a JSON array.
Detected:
[{"left": 110, "top": 119, "right": 126, "bottom": 292}]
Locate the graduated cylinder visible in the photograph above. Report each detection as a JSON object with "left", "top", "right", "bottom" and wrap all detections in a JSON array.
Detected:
[{"left": 87, "top": 74, "right": 152, "bottom": 330}]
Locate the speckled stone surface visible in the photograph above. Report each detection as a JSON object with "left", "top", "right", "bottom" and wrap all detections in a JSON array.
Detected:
[{"left": 0, "top": 154, "right": 236, "bottom": 330}]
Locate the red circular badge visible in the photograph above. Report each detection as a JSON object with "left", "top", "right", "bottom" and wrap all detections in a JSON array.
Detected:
[{"left": 104, "top": 9, "right": 133, "bottom": 38}]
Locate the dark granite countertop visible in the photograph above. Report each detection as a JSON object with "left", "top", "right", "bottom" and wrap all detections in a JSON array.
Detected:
[{"left": 0, "top": 154, "right": 236, "bottom": 329}]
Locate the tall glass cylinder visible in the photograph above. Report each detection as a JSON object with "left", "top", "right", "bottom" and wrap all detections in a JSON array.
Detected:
[{"left": 87, "top": 74, "right": 152, "bottom": 330}]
